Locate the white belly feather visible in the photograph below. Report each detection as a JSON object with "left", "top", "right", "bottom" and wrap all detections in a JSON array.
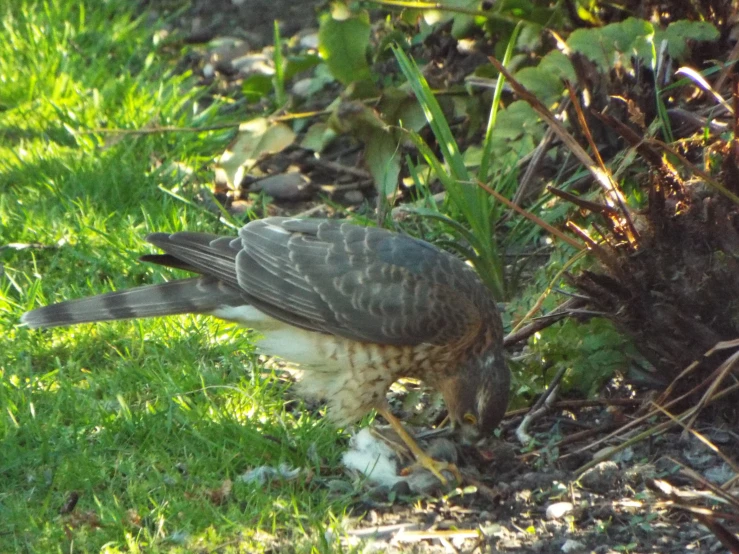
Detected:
[{"left": 210, "top": 305, "right": 404, "bottom": 425}]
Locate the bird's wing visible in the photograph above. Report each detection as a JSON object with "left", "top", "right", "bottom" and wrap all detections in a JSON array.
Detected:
[{"left": 232, "top": 218, "right": 486, "bottom": 346}]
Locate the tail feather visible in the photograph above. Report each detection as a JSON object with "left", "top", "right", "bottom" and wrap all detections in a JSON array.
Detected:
[{"left": 21, "top": 277, "right": 246, "bottom": 329}]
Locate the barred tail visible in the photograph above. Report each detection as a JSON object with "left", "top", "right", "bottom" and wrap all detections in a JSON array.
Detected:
[{"left": 21, "top": 277, "right": 245, "bottom": 329}]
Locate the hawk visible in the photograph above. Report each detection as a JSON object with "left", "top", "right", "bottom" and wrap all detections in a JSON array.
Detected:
[{"left": 22, "top": 217, "right": 510, "bottom": 483}]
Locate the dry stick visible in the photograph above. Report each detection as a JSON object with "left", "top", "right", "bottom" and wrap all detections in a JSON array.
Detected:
[
  {"left": 649, "top": 479, "right": 739, "bottom": 554},
  {"left": 651, "top": 403, "right": 739, "bottom": 486},
  {"left": 519, "top": 422, "right": 623, "bottom": 462},
  {"left": 569, "top": 339, "right": 737, "bottom": 456},
  {"left": 655, "top": 352, "right": 734, "bottom": 414},
  {"left": 512, "top": 125, "right": 557, "bottom": 207},
  {"left": 685, "top": 348, "right": 739, "bottom": 430},
  {"left": 394, "top": 528, "right": 481, "bottom": 542},
  {"left": 691, "top": 514, "right": 739, "bottom": 554},
  {"left": 565, "top": 221, "right": 616, "bottom": 268},
  {"left": 487, "top": 57, "right": 636, "bottom": 234},
  {"left": 674, "top": 462, "right": 739, "bottom": 511},
  {"left": 547, "top": 186, "right": 620, "bottom": 217},
  {"left": 476, "top": 179, "right": 592, "bottom": 341},
  {"left": 507, "top": 250, "right": 588, "bottom": 337},
  {"left": 667, "top": 460, "right": 739, "bottom": 512},
  {"left": 655, "top": 359, "right": 703, "bottom": 406},
  {"left": 504, "top": 398, "right": 641, "bottom": 418},
  {"left": 84, "top": 123, "right": 241, "bottom": 135},
  {"left": 503, "top": 297, "right": 584, "bottom": 347},
  {"left": 709, "top": 338, "right": 739, "bottom": 352},
  {"left": 293, "top": 204, "right": 328, "bottom": 219},
  {"left": 564, "top": 83, "right": 639, "bottom": 245},
  {"left": 516, "top": 365, "right": 568, "bottom": 445},
  {"left": 570, "top": 365, "right": 719, "bottom": 458},
  {"left": 475, "top": 181, "right": 585, "bottom": 251},
  {"left": 81, "top": 109, "right": 331, "bottom": 136},
  {"left": 655, "top": 501, "right": 739, "bottom": 523},
  {"left": 575, "top": 381, "right": 739, "bottom": 476}
]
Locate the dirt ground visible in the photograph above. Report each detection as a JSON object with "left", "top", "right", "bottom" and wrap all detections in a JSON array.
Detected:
[
  {"left": 342, "top": 396, "right": 739, "bottom": 553},
  {"left": 146, "top": 0, "right": 325, "bottom": 47}
]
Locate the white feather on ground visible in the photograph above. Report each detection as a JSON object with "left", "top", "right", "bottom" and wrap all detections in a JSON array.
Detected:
[
  {"left": 342, "top": 428, "right": 407, "bottom": 488},
  {"left": 342, "top": 428, "right": 458, "bottom": 494}
]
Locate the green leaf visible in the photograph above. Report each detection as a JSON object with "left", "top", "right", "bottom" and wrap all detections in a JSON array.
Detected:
[
  {"left": 241, "top": 74, "right": 272, "bottom": 103},
  {"left": 318, "top": 7, "right": 371, "bottom": 85},
  {"left": 283, "top": 54, "right": 322, "bottom": 81},
  {"left": 365, "top": 128, "right": 401, "bottom": 198},
  {"left": 514, "top": 66, "right": 564, "bottom": 107},
  {"left": 658, "top": 20, "right": 719, "bottom": 61},
  {"left": 538, "top": 50, "right": 576, "bottom": 83},
  {"left": 216, "top": 118, "right": 296, "bottom": 187},
  {"left": 566, "top": 17, "right": 717, "bottom": 72},
  {"left": 486, "top": 101, "right": 541, "bottom": 168},
  {"left": 326, "top": 100, "right": 399, "bottom": 196},
  {"left": 567, "top": 18, "right": 653, "bottom": 71},
  {"left": 300, "top": 122, "right": 337, "bottom": 152},
  {"left": 378, "top": 87, "right": 427, "bottom": 133}
]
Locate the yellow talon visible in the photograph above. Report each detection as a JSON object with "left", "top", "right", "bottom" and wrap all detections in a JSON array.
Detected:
[{"left": 377, "top": 406, "right": 461, "bottom": 486}]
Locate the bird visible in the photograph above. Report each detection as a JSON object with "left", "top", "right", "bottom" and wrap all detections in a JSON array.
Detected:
[{"left": 21, "top": 217, "right": 510, "bottom": 484}]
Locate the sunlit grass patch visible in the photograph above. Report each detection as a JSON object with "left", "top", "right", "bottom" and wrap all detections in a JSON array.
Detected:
[{"left": 0, "top": 1, "right": 353, "bottom": 551}]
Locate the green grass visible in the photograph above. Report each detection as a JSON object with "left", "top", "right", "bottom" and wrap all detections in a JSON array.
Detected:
[{"left": 0, "top": 2, "right": 356, "bottom": 551}]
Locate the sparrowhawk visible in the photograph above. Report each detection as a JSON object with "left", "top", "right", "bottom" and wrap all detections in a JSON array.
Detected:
[{"left": 21, "top": 217, "right": 510, "bottom": 483}]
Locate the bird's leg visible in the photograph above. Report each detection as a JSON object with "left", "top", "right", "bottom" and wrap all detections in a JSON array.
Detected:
[{"left": 376, "top": 406, "right": 461, "bottom": 486}]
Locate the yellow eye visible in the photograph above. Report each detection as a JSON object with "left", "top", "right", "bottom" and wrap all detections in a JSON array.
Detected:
[{"left": 463, "top": 413, "right": 477, "bottom": 425}]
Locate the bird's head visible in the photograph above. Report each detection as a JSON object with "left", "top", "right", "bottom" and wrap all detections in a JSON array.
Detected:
[{"left": 439, "top": 349, "right": 510, "bottom": 444}]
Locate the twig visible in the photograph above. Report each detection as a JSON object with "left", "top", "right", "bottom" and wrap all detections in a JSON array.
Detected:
[
  {"left": 512, "top": 125, "right": 556, "bottom": 206},
  {"left": 503, "top": 297, "right": 584, "bottom": 346},
  {"left": 475, "top": 180, "right": 586, "bottom": 251},
  {"left": 292, "top": 203, "right": 329, "bottom": 219},
  {"left": 301, "top": 156, "right": 372, "bottom": 181},
  {"left": 508, "top": 251, "right": 588, "bottom": 338},
  {"left": 575, "top": 381, "right": 739, "bottom": 475},
  {"left": 504, "top": 398, "right": 641, "bottom": 419},
  {"left": 564, "top": 82, "right": 639, "bottom": 246},
  {"left": 488, "top": 56, "right": 637, "bottom": 240},
  {"left": 685, "top": 348, "right": 739, "bottom": 430},
  {"left": 519, "top": 422, "right": 622, "bottom": 462},
  {"left": 651, "top": 403, "right": 739, "bottom": 480},
  {"left": 649, "top": 478, "right": 739, "bottom": 553},
  {"left": 516, "top": 365, "right": 567, "bottom": 445}
]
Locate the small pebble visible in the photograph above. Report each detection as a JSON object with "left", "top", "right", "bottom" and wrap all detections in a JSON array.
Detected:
[
  {"left": 343, "top": 190, "right": 365, "bottom": 204},
  {"left": 251, "top": 173, "right": 311, "bottom": 201},
  {"left": 546, "top": 501, "right": 574, "bottom": 520},
  {"left": 299, "top": 32, "right": 319, "bottom": 50},
  {"left": 579, "top": 461, "right": 620, "bottom": 493},
  {"left": 292, "top": 78, "right": 315, "bottom": 98},
  {"left": 561, "top": 539, "right": 586, "bottom": 552}
]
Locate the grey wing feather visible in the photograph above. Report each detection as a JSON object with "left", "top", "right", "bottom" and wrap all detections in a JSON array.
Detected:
[{"left": 235, "top": 218, "right": 487, "bottom": 346}]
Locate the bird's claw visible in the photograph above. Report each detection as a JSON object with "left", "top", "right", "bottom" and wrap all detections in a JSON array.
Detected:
[{"left": 401, "top": 453, "right": 462, "bottom": 486}]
